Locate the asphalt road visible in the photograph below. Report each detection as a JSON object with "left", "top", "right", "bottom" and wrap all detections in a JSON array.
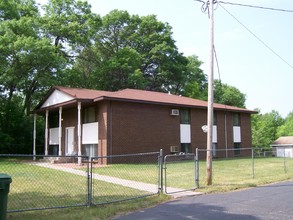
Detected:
[{"left": 114, "top": 181, "right": 293, "bottom": 220}]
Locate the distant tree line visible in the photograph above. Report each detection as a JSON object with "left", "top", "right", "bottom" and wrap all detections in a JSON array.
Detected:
[
  {"left": 252, "top": 110, "right": 293, "bottom": 149},
  {"left": 0, "top": 0, "right": 288, "bottom": 153}
]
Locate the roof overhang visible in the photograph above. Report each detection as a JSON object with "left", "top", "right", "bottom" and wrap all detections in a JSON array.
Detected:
[
  {"left": 33, "top": 99, "right": 94, "bottom": 114},
  {"left": 271, "top": 144, "right": 293, "bottom": 147},
  {"left": 93, "top": 96, "right": 257, "bottom": 114}
]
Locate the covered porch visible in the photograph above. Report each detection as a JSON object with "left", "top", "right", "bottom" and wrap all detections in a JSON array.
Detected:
[{"left": 32, "top": 87, "right": 101, "bottom": 164}]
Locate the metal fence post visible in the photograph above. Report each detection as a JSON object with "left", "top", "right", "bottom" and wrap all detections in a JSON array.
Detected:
[
  {"left": 284, "top": 148, "right": 287, "bottom": 173},
  {"left": 195, "top": 148, "right": 199, "bottom": 188},
  {"left": 88, "top": 156, "right": 92, "bottom": 206},
  {"left": 252, "top": 148, "right": 254, "bottom": 178},
  {"left": 159, "top": 149, "right": 163, "bottom": 193}
]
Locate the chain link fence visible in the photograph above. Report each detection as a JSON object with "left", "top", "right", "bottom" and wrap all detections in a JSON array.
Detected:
[
  {"left": 0, "top": 152, "right": 160, "bottom": 213},
  {"left": 90, "top": 152, "right": 161, "bottom": 205},
  {"left": 195, "top": 147, "right": 293, "bottom": 189},
  {"left": 1, "top": 155, "right": 89, "bottom": 212},
  {"left": 163, "top": 153, "right": 196, "bottom": 194},
  {"left": 3, "top": 147, "right": 293, "bottom": 212}
]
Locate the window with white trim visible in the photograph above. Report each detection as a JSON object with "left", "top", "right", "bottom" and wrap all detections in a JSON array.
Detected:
[
  {"left": 233, "top": 113, "right": 241, "bottom": 126},
  {"left": 84, "top": 107, "right": 96, "bottom": 123},
  {"left": 234, "top": 142, "right": 241, "bottom": 155},
  {"left": 180, "top": 109, "right": 190, "bottom": 124}
]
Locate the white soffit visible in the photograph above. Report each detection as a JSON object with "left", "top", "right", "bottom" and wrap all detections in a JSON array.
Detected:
[{"left": 41, "top": 90, "right": 74, "bottom": 108}]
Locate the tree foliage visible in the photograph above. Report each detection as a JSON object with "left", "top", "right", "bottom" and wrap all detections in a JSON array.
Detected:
[
  {"left": 42, "top": 0, "right": 101, "bottom": 56},
  {"left": 0, "top": 0, "right": 99, "bottom": 153},
  {"left": 68, "top": 10, "right": 192, "bottom": 93},
  {"left": 0, "top": 93, "right": 45, "bottom": 154},
  {"left": 180, "top": 55, "right": 207, "bottom": 100},
  {"left": 251, "top": 110, "right": 284, "bottom": 148},
  {"left": 214, "top": 80, "right": 246, "bottom": 108},
  {"left": 277, "top": 112, "right": 293, "bottom": 136},
  {"left": 0, "top": 2, "right": 251, "bottom": 153}
]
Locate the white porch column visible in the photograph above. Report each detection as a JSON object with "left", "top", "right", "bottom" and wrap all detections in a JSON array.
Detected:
[
  {"left": 45, "top": 110, "right": 49, "bottom": 156},
  {"left": 77, "top": 102, "right": 82, "bottom": 165},
  {"left": 58, "top": 107, "right": 62, "bottom": 156},
  {"left": 33, "top": 113, "right": 36, "bottom": 160}
]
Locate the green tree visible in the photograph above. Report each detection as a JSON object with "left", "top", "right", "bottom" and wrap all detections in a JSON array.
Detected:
[
  {"left": 181, "top": 55, "right": 207, "bottom": 100},
  {"left": 277, "top": 112, "right": 293, "bottom": 136},
  {"left": 0, "top": 0, "right": 101, "bottom": 115},
  {"left": 252, "top": 110, "right": 284, "bottom": 148},
  {"left": 42, "top": 0, "right": 101, "bottom": 57},
  {"left": 70, "top": 10, "right": 189, "bottom": 92},
  {"left": 0, "top": 0, "right": 64, "bottom": 115},
  {"left": 0, "top": 96, "right": 33, "bottom": 153},
  {"left": 0, "top": 0, "right": 99, "bottom": 153},
  {"left": 214, "top": 80, "right": 246, "bottom": 108}
]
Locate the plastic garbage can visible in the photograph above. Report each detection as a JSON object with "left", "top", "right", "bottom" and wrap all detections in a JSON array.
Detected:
[{"left": 0, "top": 174, "right": 12, "bottom": 220}]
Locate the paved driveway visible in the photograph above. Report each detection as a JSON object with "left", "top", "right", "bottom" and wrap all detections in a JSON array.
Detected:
[{"left": 114, "top": 181, "right": 293, "bottom": 220}]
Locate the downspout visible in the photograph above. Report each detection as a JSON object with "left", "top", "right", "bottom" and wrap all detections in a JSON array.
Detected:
[
  {"left": 45, "top": 110, "right": 49, "bottom": 156},
  {"left": 77, "top": 102, "right": 82, "bottom": 165},
  {"left": 33, "top": 113, "right": 36, "bottom": 160},
  {"left": 58, "top": 107, "right": 62, "bottom": 156}
]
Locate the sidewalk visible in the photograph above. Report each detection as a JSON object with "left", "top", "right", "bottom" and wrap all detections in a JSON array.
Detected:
[{"left": 34, "top": 162, "right": 201, "bottom": 197}]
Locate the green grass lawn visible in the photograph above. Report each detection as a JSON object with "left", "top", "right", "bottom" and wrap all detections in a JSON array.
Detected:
[
  {"left": 3, "top": 156, "right": 293, "bottom": 220},
  {"left": 91, "top": 163, "right": 159, "bottom": 184},
  {"left": 90, "top": 156, "right": 293, "bottom": 194},
  {"left": 198, "top": 157, "right": 293, "bottom": 193},
  {"left": 7, "top": 194, "right": 169, "bottom": 220},
  {"left": 1, "top": 159, "right": 88, "bottom": 211},
  {"left": 92, "top": 157, "right": 293, "bottom": 193},
  {"left": 0, "top": 158, "right": 158, "bottom": 212}
]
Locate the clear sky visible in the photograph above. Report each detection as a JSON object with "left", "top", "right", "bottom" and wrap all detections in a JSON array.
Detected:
[{"left": 37, "top": 0, "right": 293, "bottom": 117}]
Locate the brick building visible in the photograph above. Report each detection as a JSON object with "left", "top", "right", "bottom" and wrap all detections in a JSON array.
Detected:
[{"left": 33, "top": 86, "right": 256, "bottom": 160}]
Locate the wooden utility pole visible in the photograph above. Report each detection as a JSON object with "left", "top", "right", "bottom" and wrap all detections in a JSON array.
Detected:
[{"left": 206, "top": 0, "right": 215, "bottom": 186}]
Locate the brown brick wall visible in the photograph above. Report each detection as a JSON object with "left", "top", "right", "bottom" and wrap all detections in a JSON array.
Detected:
[
  {"left": 97, "top": 101, "right": 109, "bottom": 163},
  {"left": 110, "top": 101, "right": 180, "bottom": 155},
  {"left": 240, "top": 113, "right": 253, "bottom": 148},
  {"left": 190, "top": 110, "right": 253, "bottom": 158},
  {"left": 45, "top": 101, "right": 253, "bottom": 159},
  {"left": 190, "top": 108, "right": 207, "bottom": 151}
]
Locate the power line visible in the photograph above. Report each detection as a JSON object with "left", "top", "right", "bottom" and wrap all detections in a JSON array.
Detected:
[
  {"left": 219, "top": 4, "right": 293, "bottom": 70},
  {"left": 193, "top": 0, "right": 293, "bottom": 13},
  {"left": 213, "top": 45, "right": 221, "bottom": 82},
  {"left": 218, "top": 1, "right": 293, "bottom": 13}
]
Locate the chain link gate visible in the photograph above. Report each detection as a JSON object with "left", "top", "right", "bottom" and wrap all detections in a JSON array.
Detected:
[{"left": 163, "top": 153, "right": 197, "bottom": 194}]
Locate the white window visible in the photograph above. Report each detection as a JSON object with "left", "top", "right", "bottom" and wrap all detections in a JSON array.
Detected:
[
  {"left": 84, "top": 144, "right": 98, "bottom": 158},
  {"left": 84, "top": 107, "right": 96, "bottom": 123},
  {"left": 82, "top": 122, "right": 99, "bottom": 144}
]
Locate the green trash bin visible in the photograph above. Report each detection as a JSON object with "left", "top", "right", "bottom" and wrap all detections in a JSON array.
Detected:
[{"left": 0, "top": 174, "right": 12, "bottom": 220}]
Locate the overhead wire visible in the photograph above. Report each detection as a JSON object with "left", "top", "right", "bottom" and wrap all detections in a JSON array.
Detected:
[
  {"left": 213, "top": 45, "right": 221, "bottom": 83},
  {"left": 218, "top": 1, "right": 293, "bottom": 13},
  {"left": 194, "top": 0, "right": 293, "bottom": 70},
  {"left": 197, "top": 1, "right": 222, "bottom": 88},
  {"left": 193, "top": 0, "right": 293, "bottom": 13},
  {"left": 219, "top": 4, "right": 293, "bottom": 70}
]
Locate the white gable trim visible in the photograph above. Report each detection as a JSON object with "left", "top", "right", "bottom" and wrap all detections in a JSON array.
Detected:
[{"left": 41, "top": 90, "right": 74, "bottom": 108}]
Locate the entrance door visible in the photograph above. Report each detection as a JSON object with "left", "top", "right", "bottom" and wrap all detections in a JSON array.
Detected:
[{"left": 66, "top": 127, "right": 75, "bottom": 155}]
